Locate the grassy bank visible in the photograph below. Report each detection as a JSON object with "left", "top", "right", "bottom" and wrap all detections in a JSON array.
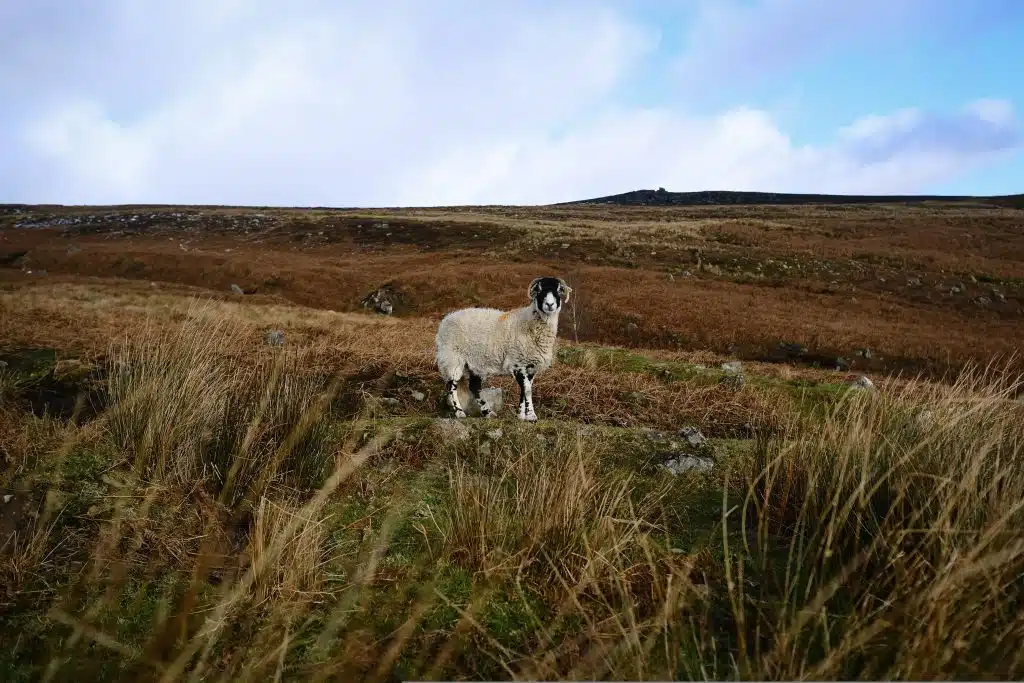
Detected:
[{"left": 2, "top": 309, "right": 1021, "bottom": 681}]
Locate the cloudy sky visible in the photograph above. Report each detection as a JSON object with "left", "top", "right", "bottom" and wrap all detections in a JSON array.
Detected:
[{"left": 2, "top": 0, "right": 1023, "bottom": 206}]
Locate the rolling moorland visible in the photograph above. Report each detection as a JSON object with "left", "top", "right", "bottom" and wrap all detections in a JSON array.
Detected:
[{"left": 1, "top": 191, "right": 1023, "bottom": 680}]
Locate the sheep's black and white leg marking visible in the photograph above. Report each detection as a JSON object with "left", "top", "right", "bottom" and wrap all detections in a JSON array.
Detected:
[
  {"left": 513, "top": 368, "right": 526, "bottom": 419},
  {"left": 513, "top": 364, "right": 538, "bottom": 422},
  {"left": 468, "top": 371, "right": 494, "bottom": 418},
  {"left": 524, "top": 365, "right": 538, "bottom": 421},
  {"left": 445, "top": 379, "right": 467, "bottom": 419}
]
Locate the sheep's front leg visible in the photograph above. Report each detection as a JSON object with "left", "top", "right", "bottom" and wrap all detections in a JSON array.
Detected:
[
  {"left": 468, "top": 372, "right": 496, "bottom": 418},
  {"left": 513, "top": 366, "right": 537, "bottom": 422}
]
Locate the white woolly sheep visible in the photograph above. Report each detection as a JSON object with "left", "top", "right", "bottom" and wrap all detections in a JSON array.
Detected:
[{"left": 435, "top": 276, "right": 572, "bottom": 421}]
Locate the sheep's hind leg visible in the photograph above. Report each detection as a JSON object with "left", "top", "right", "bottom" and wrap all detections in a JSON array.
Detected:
[
  {"left": 468, "top": 372, "right": 495, "bottom": 418},
  {"left": 444, "top": 375, "right": 467, "bottom": 419}
]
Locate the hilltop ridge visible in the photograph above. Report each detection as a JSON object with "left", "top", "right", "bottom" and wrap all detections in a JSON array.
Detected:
[{"left": 562, "top": 187, "right": 1024, "bottom": 208}]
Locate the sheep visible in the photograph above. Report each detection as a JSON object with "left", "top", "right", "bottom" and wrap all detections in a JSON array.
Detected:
[{"left": 435, "top": 276, "right": 572, "bottom": 421}]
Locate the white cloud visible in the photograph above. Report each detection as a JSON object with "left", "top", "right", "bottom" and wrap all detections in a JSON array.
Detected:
[
  {"left": 404, "top": 103, "right": 1019, "bottom": 205},
  {"left": 1, "top": 1, "right": 1020, "bottom": 206}
]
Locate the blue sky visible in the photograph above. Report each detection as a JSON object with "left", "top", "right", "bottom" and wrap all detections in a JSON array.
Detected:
[{"left": 1, "top": 0, "right": 1022, "bottom": 206}]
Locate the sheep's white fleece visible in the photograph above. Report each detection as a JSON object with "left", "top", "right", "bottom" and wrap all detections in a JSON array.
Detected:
[{"left": 435, "top": 304, "right": 559, "bottom": 382}]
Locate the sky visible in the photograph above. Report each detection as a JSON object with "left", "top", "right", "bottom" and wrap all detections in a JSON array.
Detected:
[{"left": 1, "top": 0, "right": 1023, "bottom": 207}]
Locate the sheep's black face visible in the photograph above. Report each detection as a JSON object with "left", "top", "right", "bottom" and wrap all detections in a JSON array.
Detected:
[{"left": 529, "top": 277, "right": 572, "bottom": 316}]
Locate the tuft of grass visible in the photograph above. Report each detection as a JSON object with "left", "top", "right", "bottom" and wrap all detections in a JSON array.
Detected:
[
  {"left": 434, "top": 426, "right": 669, "bottom": 586},
  {"left": 246, "top": 495, "right": 336, "bottom": 609},
  {"left": 734, "top": 359, "right": 1024, "bottom": 679},
  {"left": 104, "top": 309, "right": 338, "bottom": 506}
]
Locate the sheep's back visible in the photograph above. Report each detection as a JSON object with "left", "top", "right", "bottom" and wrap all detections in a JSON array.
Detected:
[
  {"left": 436, "top": 307, "right": 513, "bottom": 375},
  {"left": 437, "top": 307, "right": 505, "bottom": 340}
]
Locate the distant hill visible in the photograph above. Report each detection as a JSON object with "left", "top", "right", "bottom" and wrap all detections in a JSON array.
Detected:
[{"left": 562, "top": 188, "right": 1024, "bottom": 208}]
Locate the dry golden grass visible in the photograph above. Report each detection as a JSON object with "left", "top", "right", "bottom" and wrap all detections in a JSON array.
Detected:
[
  {"left": 246, "top": 495, "right": 335, "bottom": 608},
  {"left": 104, "top": 310, "right": 339, "bottom": 505},
  {"left": 0, "top": 311, "right": 1021, "bottom": 679},
  {"left": 435, "top": 426, "right": 670, "bottom": 585},
  {"left": 737, "top": 361, "right": 1024, "bottom": 679}
]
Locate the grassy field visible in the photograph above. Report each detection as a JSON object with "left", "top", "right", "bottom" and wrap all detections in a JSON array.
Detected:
[{"left": 1, "top": 200, "right": 1023, "bottom": 680}]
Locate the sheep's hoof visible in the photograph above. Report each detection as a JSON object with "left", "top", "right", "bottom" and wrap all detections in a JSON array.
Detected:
[
  {"left": 454, "top": 409, "right": 467, "bottom": 419},
  {"left": 520, "top": 412, "right": 538, "bottom": 422}
]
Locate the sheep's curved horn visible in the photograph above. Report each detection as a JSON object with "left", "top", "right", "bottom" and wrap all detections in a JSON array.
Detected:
[
  {"left": 558, "top": 280, "right": 572, "bottom": 303},
  {"left": 528, "top": 277, "right": 543, "bottom": 299}
]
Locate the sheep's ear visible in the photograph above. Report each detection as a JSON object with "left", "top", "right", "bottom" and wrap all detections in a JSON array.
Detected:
[
  {"left": 528, "top": 278, "right": 543, "bottom": 299},
  {"left": 558, "top": 281, "right": 572, "bottom": 303}
]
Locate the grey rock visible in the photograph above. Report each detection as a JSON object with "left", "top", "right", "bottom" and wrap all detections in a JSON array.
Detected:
[
  {"left": 462, "top": 387, "right": 503, "bottom": 417},
  {"left": 907, "top": 277, "right": 922, "bottom": 287},
  {"left": 662, "top": 457, "right": 714, "bottom": 475},
  {"left": 265, "top": 330, "right": 284, "bottom": 346},
  {"left": 480, "top": 387, "right": 504, "bottom": 415},
  {"left": 855, "top": 348, "right": 873, "bottom": 359},
  {"left": 835, "top": 357, "right": 851, "bottom": 371},
  {"left": 361, "top": 287, "right": 395, "bottom": 315},
  {"left": 381, "top": 397, "right": 400, "bottom": 407},
  {"left": 848, "top": 375, "right": 875, "bottom": 390},
  {"left": 975, "top": 296, "right": 992, "bottom": 306},
  {"left": 485, "top": 427, "right": 504, "bottom": 441},
  {"left": 230, "top": 284, "right": 245, "bottom": 295},
  {"left": 679, "top": 426, "right": 707, "bottom": 448},
  {"left": 410, "top": 390, "right": 426, "bottom": 402},
  {"left": 433, "top": 418, "right": 471, "bottom": 442},
  {"left": 2, "top": 494, "right": 11, "bottom": 504}
]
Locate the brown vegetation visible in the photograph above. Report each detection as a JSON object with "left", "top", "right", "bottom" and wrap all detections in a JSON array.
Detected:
[
  {"left": 2, "top": 201, "right": 1022, "bottom": 379},
  {"left": 0, "top": 199, "right": 1022, "bottom": 680}
]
